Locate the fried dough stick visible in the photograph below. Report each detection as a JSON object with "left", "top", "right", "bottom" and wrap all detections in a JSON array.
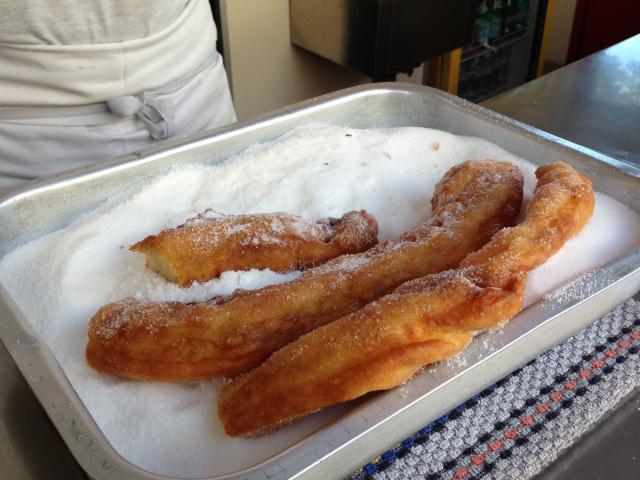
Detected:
[
  {"left": 131, "top": 210, "right": 379, "bottom": 286},
  {"left": 87, "top": 160, "right": 524, "bottom": 381},
  {"left": 218, "top": 162, "right": 595, "bottom": 437}
]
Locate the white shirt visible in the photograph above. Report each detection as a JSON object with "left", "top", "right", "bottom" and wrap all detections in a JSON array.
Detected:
[
  {"left": 0, "top": 0, "right": 219, "bottom": 106},
  {"left": 0, "top": 0, "right": 236, "bottom": 191},
  {"left": 0, "top": 0, "right": 189, "bottom": 45}
]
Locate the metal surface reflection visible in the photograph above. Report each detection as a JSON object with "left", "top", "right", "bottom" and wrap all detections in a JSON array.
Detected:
[{"left": 484, "top": 34, "right": 640, "bottom": 166}]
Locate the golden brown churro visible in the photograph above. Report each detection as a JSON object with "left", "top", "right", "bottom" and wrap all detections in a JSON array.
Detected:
[
  {"left": 86, "top": 160, "right": 523, "bottom": 381},
  {"left": 218, "top": 162, "right": 594, "bottom": 437},
  {"left": 131, "top": 210, "right": 379, "bottom": 286}
]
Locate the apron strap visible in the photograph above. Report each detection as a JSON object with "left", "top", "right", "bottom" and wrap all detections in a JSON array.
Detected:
[{"left": 107, "top": 94, "right": 175, "bottom": 140}]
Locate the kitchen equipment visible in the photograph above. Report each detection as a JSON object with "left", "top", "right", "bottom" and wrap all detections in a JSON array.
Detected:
[{"left": 289, "top": 0, "right": 477, "bottom": 80}]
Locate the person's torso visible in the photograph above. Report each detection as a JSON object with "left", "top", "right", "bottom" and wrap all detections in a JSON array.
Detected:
[
  {"left": 0, "top": 0, "right": 220, "bottom": 107},
  {"left": 0, "top": 0, "right": 189, "bottom": 45}
]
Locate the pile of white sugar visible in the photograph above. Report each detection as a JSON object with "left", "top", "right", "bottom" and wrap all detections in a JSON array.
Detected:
[{"left": 1, "top": 125, "right": 639, "bottom": 477}]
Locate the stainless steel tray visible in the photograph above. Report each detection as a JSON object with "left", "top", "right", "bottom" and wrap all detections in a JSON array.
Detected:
[{"left": 1, "top": 84, "right": 639, "bottom": 480}]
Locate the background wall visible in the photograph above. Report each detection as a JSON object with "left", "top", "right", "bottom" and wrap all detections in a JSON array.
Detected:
[
  {"left": 545, "top": 0, "right": 577, "bottom": 68},
  {"left": 219, "top": 0, "right": 371, "bottom": 121}
]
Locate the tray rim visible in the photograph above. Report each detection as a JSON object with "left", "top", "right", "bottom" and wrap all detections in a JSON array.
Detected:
[
  {"left": 1, "top": 83, "right": 640, "bottom": 480},
  {"left": 2, "top": 83, "right": 639, "bottom": 208}
]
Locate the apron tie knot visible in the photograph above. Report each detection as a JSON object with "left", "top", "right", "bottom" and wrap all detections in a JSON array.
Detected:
[{"left": 106, "top": 93, "right": 175, "bottom": 140}]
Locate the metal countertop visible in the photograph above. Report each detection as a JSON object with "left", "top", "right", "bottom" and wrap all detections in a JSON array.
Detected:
[
  {"left": 1, "top": 35, "right": 640, "bottom": 480},
  {"left": 483, "top": 34, "right": 640, "bottom": 168}
]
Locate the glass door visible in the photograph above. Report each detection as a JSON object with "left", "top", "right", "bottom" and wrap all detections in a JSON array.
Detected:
[{"left": 458, "top": 0, "right": 546, "bottom": 102}]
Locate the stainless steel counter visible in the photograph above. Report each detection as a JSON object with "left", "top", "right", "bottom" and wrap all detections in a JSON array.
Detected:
[
  {"left": 483, "top": 34, "right": 640, "bottom": 168},
  {"left": 1, "top": 34, "right": 639, "bottom": 480}
]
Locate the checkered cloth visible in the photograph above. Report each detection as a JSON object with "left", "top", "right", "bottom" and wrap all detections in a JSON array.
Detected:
[{"left": 349, "top": 299, "right": 640, "bottom": 480}]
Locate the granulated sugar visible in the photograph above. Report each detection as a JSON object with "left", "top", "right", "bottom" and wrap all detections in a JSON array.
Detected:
[{"left": 1, "top": 125, "right": 639, "bottom": 477}]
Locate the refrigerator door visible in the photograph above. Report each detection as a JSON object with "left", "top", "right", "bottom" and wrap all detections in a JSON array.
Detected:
[{"left": 459, "top": 0, "right": 548, "bottom": 102}]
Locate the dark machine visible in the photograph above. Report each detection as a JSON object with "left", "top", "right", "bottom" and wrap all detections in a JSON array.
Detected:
[{"left": 289, "top": 0, "right": 477, "bottom": 81}]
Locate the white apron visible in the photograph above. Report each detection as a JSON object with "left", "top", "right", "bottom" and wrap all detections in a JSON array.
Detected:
[{"left": 0, "top": 0, "right": 236, "bottom": 193}]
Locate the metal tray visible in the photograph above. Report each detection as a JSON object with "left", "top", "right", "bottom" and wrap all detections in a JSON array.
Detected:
[{"left": 1, "top": 84, "right": 639, "bottom": 480}]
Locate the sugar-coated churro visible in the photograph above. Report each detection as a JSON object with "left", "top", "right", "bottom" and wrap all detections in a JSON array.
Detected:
[
  {"left": 218, "top": 162, "right": 594, "bottom": 437},
  {"left": 87, "top": 160, "right": 524, "bottom": 381},
  {"left": 131, "top": 209, "right": 379, "bottom": 286}
]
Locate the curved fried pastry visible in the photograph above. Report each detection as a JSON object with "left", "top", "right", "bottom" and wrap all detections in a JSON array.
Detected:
[
  {"left": 131, "top": 210, "right": 378, "bottom": 286},
  {"left": 87, "top": 160, "right": 524, "bottom": 381},
  {"left": 218, "top": 162, "right": 595, "bottom": 437}
]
